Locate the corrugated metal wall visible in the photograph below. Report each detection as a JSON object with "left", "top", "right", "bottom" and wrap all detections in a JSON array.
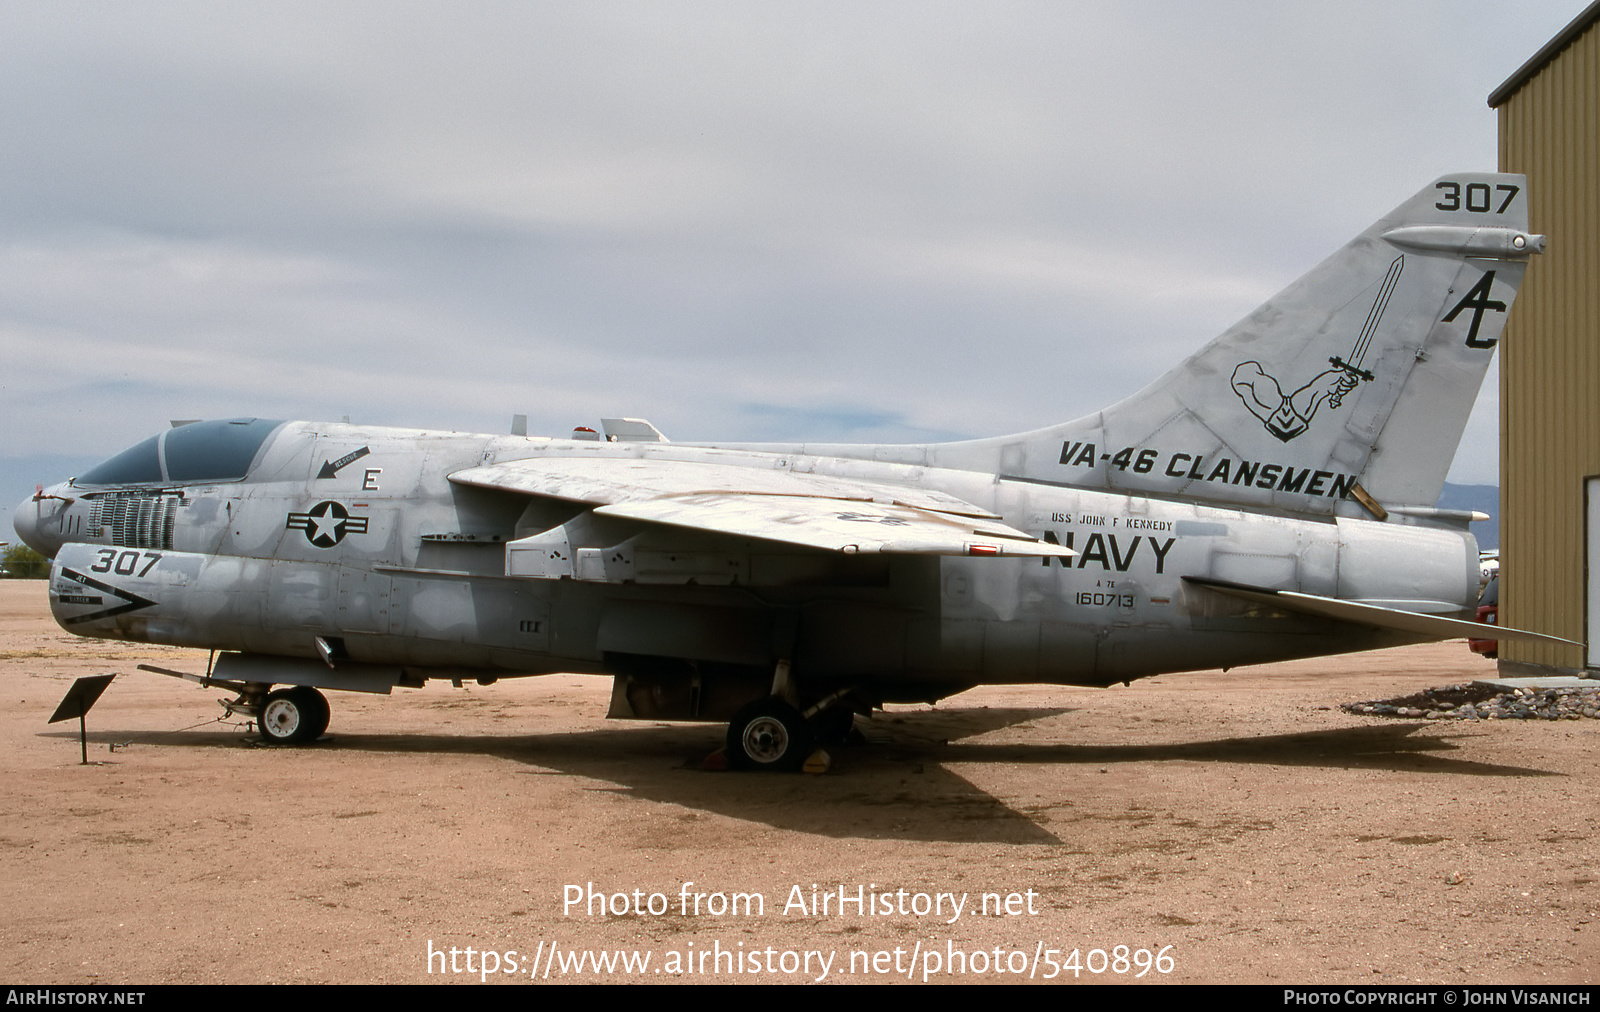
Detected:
[{"left": 1497, "top": 21, "right": 1600, "bottom": 669}]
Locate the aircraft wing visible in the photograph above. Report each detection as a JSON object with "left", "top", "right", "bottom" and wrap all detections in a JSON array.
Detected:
[
  {"left": 597, "top": 493, "right": 1070, "bottom": 557},
  {"left": 451, "top": 456, "right": 1071, "bottom": 558},
  {"left": 451, "top": 456, "right": 1002, "bottom": 517},
  {"left": 1183, "top": 577, "right": 1580, "bottom": 647}
]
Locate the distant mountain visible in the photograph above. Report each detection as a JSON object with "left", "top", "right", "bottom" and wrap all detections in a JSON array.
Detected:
[{"left": 1438, "top": 482, "right": 1498, "bottom": 550}]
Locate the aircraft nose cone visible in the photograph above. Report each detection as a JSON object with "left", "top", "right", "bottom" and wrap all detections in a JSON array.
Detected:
[{"left": 12, "top": 492, "right": 56, "bottom": 559}]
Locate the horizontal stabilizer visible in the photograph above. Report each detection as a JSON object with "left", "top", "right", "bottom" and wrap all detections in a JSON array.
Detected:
[{"left": 1183, "top": 577, "right": 1580, "bottom": 648}]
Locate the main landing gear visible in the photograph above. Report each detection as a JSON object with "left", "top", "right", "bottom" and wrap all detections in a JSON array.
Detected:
[
  {"left": 256, "top": 686, "right": 330, "bottom": 745},
  {"left": 723, "top": 663, "right": 859, "bottom": 772},
  {"left": 725, "top": 698, "right": 813, "bottom": 772}
]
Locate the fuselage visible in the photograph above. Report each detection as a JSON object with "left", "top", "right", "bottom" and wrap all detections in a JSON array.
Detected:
[{"left": 16, "top": 420, "right": 1479, "bottom": 703}]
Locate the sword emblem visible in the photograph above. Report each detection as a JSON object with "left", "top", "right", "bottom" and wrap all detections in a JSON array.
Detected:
[{"left": 1231, "top": 256, "right": 1405, "bottom": 442}]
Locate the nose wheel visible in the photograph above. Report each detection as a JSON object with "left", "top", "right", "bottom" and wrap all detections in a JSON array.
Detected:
[
  {"left": 258, "top": 686, "right": 330, "bottom": 745},
  {"left": 725, "top": 698, "right": 812, "bottom": 772}
]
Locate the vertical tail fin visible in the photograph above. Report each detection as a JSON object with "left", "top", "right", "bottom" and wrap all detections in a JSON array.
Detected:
[{"left": 947, "top": 174, "right": 1542, "bottom": 515}]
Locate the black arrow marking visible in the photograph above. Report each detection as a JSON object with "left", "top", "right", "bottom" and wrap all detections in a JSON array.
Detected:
[
  {"left": 317, "top": 446, "right": 370, "bottom": 479},
  {"left": 57, "top": 568, "right": 158, "bottom": 625}
]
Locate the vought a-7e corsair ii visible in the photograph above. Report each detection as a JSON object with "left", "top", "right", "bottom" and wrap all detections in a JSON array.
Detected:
[{"left": 14, "top": 174, "right": 1569, "bottom": 770}]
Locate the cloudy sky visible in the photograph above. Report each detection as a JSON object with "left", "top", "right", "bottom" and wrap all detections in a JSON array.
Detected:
[{"left": 0, "top": 1, "right": 1584, "bottom": 515}]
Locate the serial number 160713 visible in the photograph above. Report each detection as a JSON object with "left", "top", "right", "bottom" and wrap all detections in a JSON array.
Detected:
[{"left": 1075, "top": 591, "right": 1134, "bottom": 608}]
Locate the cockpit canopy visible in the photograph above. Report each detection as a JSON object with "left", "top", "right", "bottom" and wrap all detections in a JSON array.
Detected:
[{"left": 74, "top": 418, "right": 286, "bottom": 486}]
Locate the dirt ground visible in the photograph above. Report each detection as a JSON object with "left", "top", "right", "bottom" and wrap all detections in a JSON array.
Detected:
[{"left": 0, "top": 580, "right": 1593, "bottom": 986}]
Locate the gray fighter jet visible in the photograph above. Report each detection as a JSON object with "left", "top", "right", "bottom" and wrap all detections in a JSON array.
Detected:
[{"left": 13, "top": 173, "right": 1566, "bottom": 770}]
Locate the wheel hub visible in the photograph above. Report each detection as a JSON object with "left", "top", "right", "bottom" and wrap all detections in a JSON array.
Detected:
[
  {"left": 262, "top": 699, "right": 300, "bottom": 737},
  {"left": 741, "top": 716, "right": 789, "bottom": 763}
]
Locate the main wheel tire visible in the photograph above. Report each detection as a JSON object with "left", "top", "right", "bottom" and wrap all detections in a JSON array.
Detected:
[
  {"left": 297, "top": 686, "right": 331, "bottom": 740},
  {"left": 726, "top": 698, "right": 812, "bottom": 772},
  {"left": 259, "top": 687, "right": 328, "bottom": 745}
]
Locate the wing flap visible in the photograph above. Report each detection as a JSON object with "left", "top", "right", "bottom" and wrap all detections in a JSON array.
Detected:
[{"left": 1184, "top": 576, "right": 1579, "bottom": 647}]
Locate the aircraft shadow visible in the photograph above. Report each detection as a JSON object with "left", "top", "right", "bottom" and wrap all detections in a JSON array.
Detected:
[
  {"left": 46, "top": 709, "right": 1553, "bottom": 846},
  {"left": 936, "top": 722, "right": 1559, "bottom": 778}
]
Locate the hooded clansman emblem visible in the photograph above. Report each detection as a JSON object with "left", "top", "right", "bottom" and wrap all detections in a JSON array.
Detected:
[
  {"left": 286, "top": 500, "right": 369, "bottom": 547},
  {"left": 1232, "top": 256, "right": 1403, "bottom": 442}
]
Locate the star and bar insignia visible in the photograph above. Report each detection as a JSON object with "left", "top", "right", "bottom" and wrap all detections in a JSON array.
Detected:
[{"left": 286, "top": 500, "right": 369, "bottom": 548}]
